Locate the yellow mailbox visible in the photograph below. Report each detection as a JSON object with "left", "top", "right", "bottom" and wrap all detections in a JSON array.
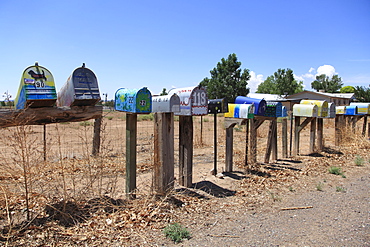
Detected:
[{"left": 300, "top": 100, "right": 328, "bottom": 117}]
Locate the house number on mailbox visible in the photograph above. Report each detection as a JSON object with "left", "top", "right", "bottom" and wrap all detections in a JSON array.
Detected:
[
  {"left": 193, "top": 91, "right": 206, "bottom": 106},
  {"left": 140, "top": 100, "right": 146, "bottom": 106}
]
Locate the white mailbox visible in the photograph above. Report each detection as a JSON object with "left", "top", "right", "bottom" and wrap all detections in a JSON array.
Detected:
[
  {"left": 168, "top": 86, "right": 208, "bottom": 116},
  {"left": 152, "top": 94, "right": 180, "bottom": 113}
]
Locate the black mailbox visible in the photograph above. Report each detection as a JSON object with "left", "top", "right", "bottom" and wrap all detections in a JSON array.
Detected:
[{"left": 208, "top": 98, "right": 228, "bottom": 114}]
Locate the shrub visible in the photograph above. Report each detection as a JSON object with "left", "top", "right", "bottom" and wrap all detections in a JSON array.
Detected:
[
  {"left": 354, "top": 155, "right": 365, "bottom": 166},
  {"left": 163, "top": 223, "right": 190, "bottom": 243},
  {"left": 328, "top": 166, "right": 343, "bottom": 176}
]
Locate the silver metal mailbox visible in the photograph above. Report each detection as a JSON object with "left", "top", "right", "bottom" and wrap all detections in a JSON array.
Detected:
[
  {"left": 152, "top": 94, "right": 180, "bottom": 113},
  {"left": 168, "top": 86, "right": 208, "bottom": 116},
  {"left": 326, "top": 102, "right": 336, "bottom": 118}
]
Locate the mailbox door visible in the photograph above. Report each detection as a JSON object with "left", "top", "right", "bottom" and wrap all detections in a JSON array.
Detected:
[
  {"left": 327, "top": 103, "right": 336, "bottom": 118},
  {"left": 70, "top": 67, "right": 100, "bottom": 106},
  {"left": 190, "top": 87, "right": 208, "bottom": 115},
  {"left": 135, "top": 88, "right": 152, "bottom": 113}
]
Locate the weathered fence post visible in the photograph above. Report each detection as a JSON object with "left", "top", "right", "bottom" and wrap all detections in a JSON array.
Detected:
[
  {"left": 316, "top": 118, "right": 323, "bottom": 152},
  {"left": 126, "top": 113, "right": 137, "bottom": 199},
  {"left": 179, "top": 116, "right": 193, "bottom": 187},
  {"left": 92, "top": 117, "right": 102, "bottom": 155},
  {"left": 310, "top": 117, "right": 316, "bottom": 153},
  {"left": 282, "top": 118, "right": 288, "bottom": 158},
  {"left": 225, "top": 125, "right": 234, "bottom": 172},
  {"left": 153, "top": 112, "right": 175, "bottom": 195}
]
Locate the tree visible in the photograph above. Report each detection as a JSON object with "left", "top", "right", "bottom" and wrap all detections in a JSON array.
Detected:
[
  {"left": 256, "top": 68, "right": 303, "bottom": 96},
  {"left": 200, "top": 53, "right": 250, "bottom": 103},
  {"left": 354, "top": 86, "right": 370, "bottom": 102},
  {"left": 340, "top": 86, "right": 355, "bottom": 93},
  {"left": 160, "top": 88, "right": 168, "bottom": 96},
  {"left": 256, "top": 76, "right": 276, "bottom": 94},
  {"left": 311, "top": 74, "right": 343, "bottom": 93}
]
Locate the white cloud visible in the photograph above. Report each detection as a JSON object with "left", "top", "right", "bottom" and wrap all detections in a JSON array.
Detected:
[
  {"left": 308, "top": 67, "right": 315, "bottom": 73},
  {"left": 316, "top": 65, "right": 337, "bottom": 77},
  {"left": 248, "top": 71, "right": 264, "bottom": 93}
]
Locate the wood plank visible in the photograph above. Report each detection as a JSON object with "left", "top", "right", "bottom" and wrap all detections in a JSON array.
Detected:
[
  {"left": 244, "top": 120, "right": 249, "bottom": 167},
  {"left": 92, "top": 117, "right": 102, "bottom": 155},
  {"left": 282, "top": 118, "right": 288, "bottom": 158},
  {"left": 0, "top": 106, "right": 103, "bottom": 128},
  {"left": 293, "top": 116, "right": 300, "bottom": 156},
  {"left": 249, "top": 118, "right": 258, "bottom": 164},
  {"left": 309, "top": 117, "right": 316, "bottom": 153},
  {"left": 264, "top": 120, "right": 274, "bottom": 163},
  {"left": 225, "top": 125, "right": 234, "bottom": 172},
  {"left": 272, "top": 119, "right": 278, "bottom": 161},
  {"left": 316, "top": 118, "right": 323, "bottom": 151}
]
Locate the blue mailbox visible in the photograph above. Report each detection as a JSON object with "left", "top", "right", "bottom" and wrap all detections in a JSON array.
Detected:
[
  {"left": 281, "top": 106, "right": 288, "bottom": 118},
  {"left": 264, "top": 101, "right": 282, "bottom": 117},
  {"left": 115, "top": 87, "right": 152, "bottom": 113},
  {"left": 235, "top": 96, "right": 266, "bottom": 116},
  {"left": 344, "top": 105, "right": 358, "bottom": 115}
]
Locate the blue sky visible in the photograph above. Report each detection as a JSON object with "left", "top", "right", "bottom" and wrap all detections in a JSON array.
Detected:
[{"left": 1, "top": 0, "right": 369, "bottom": 101}]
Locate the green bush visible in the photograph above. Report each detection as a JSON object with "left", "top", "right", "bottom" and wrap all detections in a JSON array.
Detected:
[
  {"left": 354, "top": 155, "right": 365, "bottom": 166},
  {"left": 328, "top": 166, "right": 343, "bottom": 176},
  {"left": 163, "top": 223, "right": 190, "bottom": 243}
]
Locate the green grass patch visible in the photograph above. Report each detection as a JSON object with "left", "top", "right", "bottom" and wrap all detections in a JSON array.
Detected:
[
  {"left": 354, "top": 155, "right": 365, "bottom": 166},
  {"left": 163, "top": 223, "right": 190, "bottom": 243}
]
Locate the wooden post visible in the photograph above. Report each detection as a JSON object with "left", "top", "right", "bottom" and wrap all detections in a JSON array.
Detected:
[
  {"left": 92, "top": 117, "right": 102, "bottom": 156},
  {"left": 244, "top": 120, "right": 249, "bottom": 167},
  {"left": 282, "top": 118, "right": 288, "bottom": 158},
  {"left": 317, "top": 118, "right": 323, "bottom": 151},
  {"left": 289, "top": 112, "right": 293, "bottom": 157},
  {"left": 272, "top": 119, "right": 278, "bottom": 161},
  {"left": 43, "top": 124, "right": 47, "bottom": 161},
  {"left": 213, "top": 113, "right": 218, "bottom": 174},
  {"left": 362, "top": 116, "right": 367, "bottom": 136},
  {"left": 179, "top": 116, "right": 193, "bottom": 188},
  {"left": 293, "top": 116, "right": 300, "bottom": 156},
  {"left": 264, "top": 120, "right": 274, "bottom": 163},
  {"left": 126, "top": 113, "right": 137, "bottom": 199},
  {"left": 249, "top": 119, "right": 258, "bottom": 164},
  {"left": 153, "top": 113, "right": 174, "bottom": 195},
  {"left": 225, "top": 125, "right": 233, "bottom": 172},
  {"left": 335, "top": 115, "right": 341, "bottom": 146},
  {"left": 310, "top": 117, "right": 316, "bottom": 153}
]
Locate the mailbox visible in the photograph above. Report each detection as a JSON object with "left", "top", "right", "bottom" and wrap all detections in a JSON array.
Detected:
[
  {"left": 57, "top": 64, "right": 100, "bottom": 107},
  {"left": 280, "top": 106, "right": 288, "bottom": 118},
  {"left": 15, "top": 62, "right": 57, "bottom": 109},
  {"left": 115, "top": 87, "right": 152, "bottom": 113},
  {"left": 168, "top": 86, "right": 208, "bottom": 116},
  {"left": 293, "top": 104, "right": 318, "bottom": 117},
  {"left": 264, "top": 101, "right": 282, "bottom": 117},
  {"left": 300, "top": 100, "right": 328, "bottom": 118},
  {"left": 152, "top": 94, "right": 180, "bottom": 113},
  {"left": 326, "top": 103, "right": 336, "bottom": 118},
  {"left": 344, "top": 105, "right": 358, "bottom": 115},
  {"left": 208, "top": 98, "right": 228, "bottom": 114},
  {"left": 336, "top": 106, "right": 346, "bottom": 115},
  {"left": 224, "top": 104, "right": 254, "bottom": 119},
  {"left": 349, "top": 103, "right": 370, "bottom": 115},
  {"left": 235, "top": 96, "right": 266, "bottom": 116}
]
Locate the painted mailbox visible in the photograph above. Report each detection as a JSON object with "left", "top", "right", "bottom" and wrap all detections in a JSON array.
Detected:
[
  {"left": 344, "top": 105, "right": 358, "bottom": 115},
  {"left": 168, "top": 86, "right": 208, "bottom": 116},
  {"left": 151, "top": 94, "right": 180, "bottom": 113},
  {"left": 57, "top": 64, "right": 100, "bottom": 107},
  {"left": 300, "top": 100, "right": 328, "bottom": 118},
  {"left": 235, "top": 96, "right": 266, "bottom": 116},
  {"left": 336, "top": 106, "right": 346, "bottom": 115},
  {"left": 15, "top": 62, "right": 57, "bottom": 109},
  {"left": 349, "top": 103, "right": 370, "bottom": 115},
  {"left": 326, "top": 103, "right": 336, "bottom": 118},
  {"left": 115, "top": 87, "right": 152, "bottom": 113},
  {"left": 293, "top": 104, "right": 318, "bottom": 117},
  {"left": 264, "top": 101, "right": 282, "bottom": 117},
  {"left": 208, "top": 98, "right": 228, "bottom": 114},
  {"left": 224, "top": 104, "right": 254, "bottom": 119}
]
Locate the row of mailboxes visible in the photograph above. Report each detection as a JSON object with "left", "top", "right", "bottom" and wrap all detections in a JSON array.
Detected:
[
  {"left": 349, "top": 103, "right": 370, "bottom": 115},
  {"left": 224, "top": 104, "right": 254, "bottom": 119},
  {"left": 15, "top": 63, "right": 101, "bottom": 109}
]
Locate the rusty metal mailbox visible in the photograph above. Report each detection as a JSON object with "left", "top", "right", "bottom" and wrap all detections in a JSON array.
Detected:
[
  {"left": 168, "top": 86, "right": 208, "bottom": 116},
  {"left": 300, "top": 100, "right": 328, "bottom": 118},
  {"left": 349, "top": 103, "right": 370, "bottom": 115},
  {"left": 114, "top": 87, "right": 152, "bottom": 113},
  {"left": 326, "top": 103, "right": 336, "bottom": 118},
  {"left": 235, "top": 96, "right": 266, "bottom": 116},
  {"left": 224, "top": 103, "right": 254, "bottom": 119},
  {"left": 336, "top": 106, "right": 346, "bottom": 115},
  {"left": 57, "top": 64, "right": 100, "bottom": 107},
  {"left": 152, "top": 94, "right": 180, "bottom": 113},
  {"left": 293, "top": 104, "right": 318, "bottom": 117},
  {"left": 15, "top": 62, "right": 57, "bottom": 109},
  {"left": 344, "top": 105, "right": 358, "bottom": 115},
  {"left": 208, "top": 98, "right": 228, "bottom": 114}
]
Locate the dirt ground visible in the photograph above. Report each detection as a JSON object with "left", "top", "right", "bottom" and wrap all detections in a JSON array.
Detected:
[{"left": 0, "top": 113, "right": 369, "bottom": 246}]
